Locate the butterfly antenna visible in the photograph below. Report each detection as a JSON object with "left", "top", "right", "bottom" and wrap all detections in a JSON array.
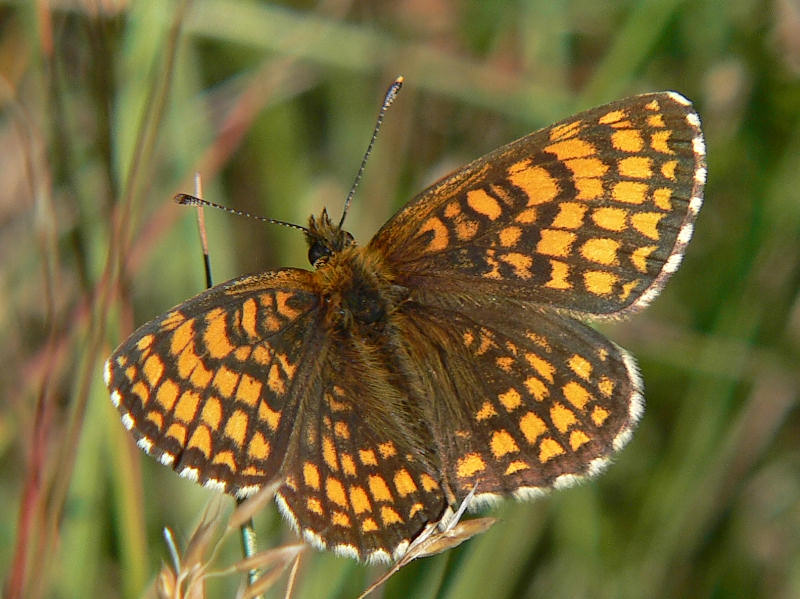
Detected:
[
  {"left": 175, "top": 194, "right": 311, "bottom": 235},
  {"left": 338, "top": 76, "right": 404, "bottom": 230}
]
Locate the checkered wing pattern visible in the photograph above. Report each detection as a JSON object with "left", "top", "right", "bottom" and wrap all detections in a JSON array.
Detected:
[
  {"left": 371, "top": 92, "right": 705, "bottom": 317},
  {"left": 395, "top": 299, "right": 642, "bottom": 502},
  {"left": 105, "top": 270, "right": 320, "bottom": 495}
]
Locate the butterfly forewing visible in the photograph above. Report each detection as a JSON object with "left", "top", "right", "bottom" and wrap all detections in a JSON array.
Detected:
[
  {"left": 371, "top": 92, "right": 704, "bottom": 317},
  {"left": 105, "top": 270, "right": 322, "bottom": 494}
]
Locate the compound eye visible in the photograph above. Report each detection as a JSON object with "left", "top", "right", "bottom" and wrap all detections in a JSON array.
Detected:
[{"left": 308, "top": 241, "right": 333, "bottom": 266}]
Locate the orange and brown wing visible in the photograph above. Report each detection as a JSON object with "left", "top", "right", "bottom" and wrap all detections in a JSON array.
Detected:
[
  {"left": 274, "top": 342, "right": 447, "bottom": 563},
  {"left": 394, "top": 298, "right": 642, "bottom": 502},
  {"left": 370, "top": 92, "right": 705, "bottom": 317},
  {"left": 104, "top": 269, "right": 322, "bottom": 496}
]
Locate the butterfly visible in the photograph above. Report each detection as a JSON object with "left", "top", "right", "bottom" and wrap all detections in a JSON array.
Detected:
[{"left": 105, "top": 89, "right": 705, "bottom": 563}]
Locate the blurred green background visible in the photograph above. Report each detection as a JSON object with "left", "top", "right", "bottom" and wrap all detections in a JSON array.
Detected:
[{"left": 2, "top": 1, "right": 799, "bottom": 598}]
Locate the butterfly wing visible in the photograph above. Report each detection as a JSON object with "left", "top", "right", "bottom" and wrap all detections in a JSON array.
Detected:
[
  {"left": 274, "top": 348, "right": 447, "bottom": 562},
  {"left": 370, "top": 92, "right": 705, "bottom": 317},
  {"left": 105, "top": 269, "right": 323, "bottom": 495},
  {"left": 392, "top": 298, "right": 642, "bottom": 502}
]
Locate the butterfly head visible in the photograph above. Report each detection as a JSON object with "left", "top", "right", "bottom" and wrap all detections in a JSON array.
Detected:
[{"left": 306, "top": 208, "right": 356, "bottom": 268}]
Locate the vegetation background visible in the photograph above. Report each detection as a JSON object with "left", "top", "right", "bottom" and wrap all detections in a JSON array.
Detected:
[{"left": 2, "top": 0, "right": 799, "bottom": 598}]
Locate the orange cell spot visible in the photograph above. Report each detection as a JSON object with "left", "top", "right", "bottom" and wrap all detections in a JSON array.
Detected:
[
  {"left": 143, "top": 355, "right": 164, "bottom": 387},
  {"left": 418, "top": 216, "right": 449, "bottom": 252},
  {"left": 132, "top": 381, "right": 149, "bottom": 404},
  {"left": 619, "top": 279, "right": 640, "bottom": 302},
  {"left": 645, "top": 99, "right": 661, "bottom": 111},
  {"left": 361, "top": 518, "right": 379, "bottom": 532},
  {"left": 212, "top": 450, "right": 237, "bottom": 470},
  {"left": 545, "top": 259, "right": 571, "bottom": 290},
  {"left": 307, "top": 497, "right": 324, "bottom": 516},
  {"left": 275, "top": 291, "right": 301, "bottom": 319},
  {"left": 323, "top": 436, "right": 339, "bottom": 471},
  {"left": 568, "top": 355, "right": 592, "bottom": 380},
  {"left": 201, "top": 396, "right": 222, "bottom": 430},
  {"left": 359, "top": 449, "right": 378, "bottom": 467},
  {"left": 187, "top": 425, "right": 212, "bottom": 458},
  {"left": 618, "top": 156, "right": 653, "bottom": 179},
  {"left": 334, "top": 421, "right": 350, "bottom": 440},
  {"left": 189, "top": 362, "right": 212, "bottom": 389},
  {"left": 170, "top": 319, "right": 194, "bottom": 356},
  {"left": 519, "top": 412, "right": 547, "bottom": 444},
  {"left": 575, "top": 177, "right": 603, "bottom": 200},
  {"left": 145, "top": 410, "right": 163, "bottom": 429},
  {"left": 592, "top": 207, "right": 627, "bottom": 231},
  {"left": 551, "top": 202, "right": 587, "bottom": 229},
  {"left": 570, "top": 429, "right": 591, "bottom": 451},
  {"left": 136, "top": 334, "right": 155, "bottom": 351},
  {"left": 499, "top": 388, "right": 522, "bottom": 411},
  {"left": 409, "top": 502, "right": 424, "bottom": 519},
  {"left": 507, "top": 163, "right": 558, "bottom": 205},
  {"left": 491, "top": 430, "right": 520, "bottom": 458},
  {"left": 498, "top": 226, "right": 522, "bottom": 247},
  {"left": 496, "top": 356, "right": 514, "bottom": 372},
  {"left": 212, "top": 365, "right": 239, "bottom": 398},
  {"left": 653, "top": 187, "right": 673, "bottom": 211},
  {"left": 236, "top": 373, "right": 262, "bottom": 407},
  {"left": 204, "top": 310, "right": 234, "bottom": 359},
  {"left": 303, "top": 462, "right": 321, "bottom": 489},
  {"left": 524, "top": 376, "right": 548, "bottom": 401},
  {"left": 502, "top": 461, "right": 530, "bottom": 478},
  {"left": 456, "top": 219, "right": 479, "bottom": 241},
  {"left": 598, "top": 109, "right": 626, "bottom": 125},
  {"left": 332, "top": 511, "right": 351, "bottom": 528},
  {"left": 174, "top": 390, "right": 201, "bottom": 424},
  {"left": 499, "top": 252, "right": 533, "bottom": 279},
  {"left": 267, "top": 363, "right": 285, "bottom": 394},
  {"left": 224, "top": 409, "right": 248, "bottom": 447},
  {"left": 536, "top": 229, "right": 576, "bottom": 258},
  {"left": 515, "top": 207, "right": 538, "bottom": 223},
  {"left": 592, "top": 406, "right": 610, "bottom": 426},
  {"left": 369, "top": 475, "right": 393, "bottom": 502},
  {"left": 650, "top": 130, "right": 673, "bottom": 154},
  {"left": 349, "top": 486, "right": 372, "bottom": 514},
  {"left": 156, "top": 379, "right": 179, "bottom": 411},
  {"left": 177, "top": 344, "right": 200, "bottom": 380},
  {"left": 581, "top": 238, "right": 620, "bottom": 266},
  {"left": 550, "top": 402, "right": 578, "bottom": 433},
  {"left": 539, "top": 438, "right": 565, "bottom": 463},
  {"left": 159, "top": 311, "right": 185, "bottom": 331},
  {"left": 661, "top": 160, "right": 677, "bottom": 180},
  {"left": 466, "top": 188, "right": 502, "bottom": 220},
  {"left": 394, "top": 469, "right": 418, "bottom": 497},
  {"left": 341, "top": 453, "right": 357, "bottom": 477},
  {"left": 612, "top": 181, "right": 648, "bottom": 204},
  {"left": 475, "top": 401, "right": 497, "bottom": 421},
  {"left": 526, "top": 353, "right": 555, "bottom": 383},
  {"left": 234, "top": 346, "right": 251, "bottom": 361},
  {"left": 380, "top": 506, "right": 403, "bottom": 525},
  {"left": 647, "top": 114, "right": 666, "bottom": 128},
  {"left": 242, "top": 466, "right": 265, "bottom": 476},
  {"left": 565, "top": 157, "right": 608, "bottom": 178},
  {"left": 584, "top": 270, "right": 618, "bottom": 295},
  {"left": 456, "top": 453, "right": 486, "bottom": 478},
  {"left": 248, "top": 431, "right": 270, "bottom": 460},
  {"left": 378, "top": 441, "right": 397, "bottom": 458},
  {"left": 241, "top": 298, "right": 258, "bottom": 338},
  {"left": 166, "top": 422, "right": 187, "bottom": 445},
  {"left": 258, "top": 402, "right": 281, "bottom": 431},
  {"left": 420, "top": 473, "right": 439, "bottom": 492},
  {"left": 631, "top": 245, "right": 657, "bottom": 273},
  {"left": 252, "top": 345, "right": 271, "bottom": 365},
  {"left": 631, "top": 212, "right": 664, "bottom": 240},
  {"left": 598, "top": 376, "right": 615, "bottom": 397},
  {"left": 326, "top": 477, "right": 348, "bottom": 508},
  {"left": 563, "top": 381, "right": 591, "bottom": 410},
  {"left": 444, "top": 200, "right": 461, "bottom": 218},
  {"left": 545, "top": 138, "right": 594, "bottom": 160},
  {"left": 611, "top": 129, "right": 644, "bottom": 152}
]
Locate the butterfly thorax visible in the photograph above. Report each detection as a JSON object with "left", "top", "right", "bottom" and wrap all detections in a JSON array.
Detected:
[{"left": 308, "top": 209, "right": 408, "bottom": 332}]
